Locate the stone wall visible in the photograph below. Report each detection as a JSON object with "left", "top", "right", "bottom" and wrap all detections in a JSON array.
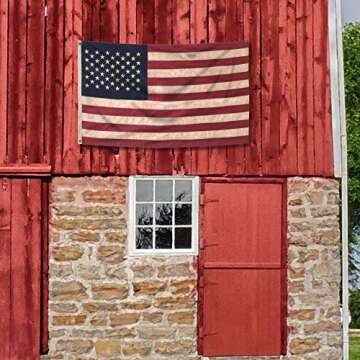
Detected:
[
  {"left": 45, "top": 176, "right": 342, "bottom": 360},
  {"left": 46, "top": 177, "right": 198, "bottom": 359}
]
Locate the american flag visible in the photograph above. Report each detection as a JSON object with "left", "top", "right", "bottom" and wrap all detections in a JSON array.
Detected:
[{"left": 78, "top": 41, "right": 250, "bottom": 148}]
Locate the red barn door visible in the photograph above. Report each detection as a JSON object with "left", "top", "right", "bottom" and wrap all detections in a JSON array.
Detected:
[
  {"left": 0, "top": 178, "right": 48, "bottom": 360},
  {"left": 198, "top": 179, "right": 287, "bottom": 357}
]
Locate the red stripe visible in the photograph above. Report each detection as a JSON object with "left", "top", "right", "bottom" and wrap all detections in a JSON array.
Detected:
[
  {"left": 82, "top": 104, "right": 250, "bottom": 117},
  {"left": 82, "top": 136, "right": 250, "bottom": 148},
  {"left": 148, "top": 56, "right": 249, "bottom": 69},
  {"left": 148, "top": 88, "right": 249, "bottom": 101},
  {"left": 82, "top": 120, "right": 249, "bottom": 133},
  {"left": 148, "top": 42, "right": 248, "bottom": 52},
  {"left": 148, "top": 72, "right": 249, "bottom": 86}
]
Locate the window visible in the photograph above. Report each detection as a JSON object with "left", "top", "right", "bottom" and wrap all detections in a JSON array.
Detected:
[{"left": 128, "top": 176, "right": 199, "bottom": 255}]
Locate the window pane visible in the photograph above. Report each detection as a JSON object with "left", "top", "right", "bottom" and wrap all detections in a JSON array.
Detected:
[
  {"left": 175, "top": 228, "right": 192, "bottom": 249},
  {"left": 155, "top": 203, "right": 172, "bottom": 225},
  {"left": 136, "top": 204, "right": 153, "bottom": 225},
  {"left": 155, "top": 227, "right": 172, "bottom": 249},
  {"left": 136, "top": 228, "right": 153, "bottom": 249},
  {"left": 175, "top": 204, "right": 192, "bottom": 225},
  {"left": 136, "top": 180, "right": 153, "bottom": 202},
  {"left": 155, "top": 180, "right": 173, "bottom": 202},
  {"left": 175, "top": 180, "right": 192, "bottom": 201}
]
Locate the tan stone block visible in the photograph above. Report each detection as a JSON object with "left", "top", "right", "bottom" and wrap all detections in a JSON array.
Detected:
[
  {"left": 72, "top": 329, "right": 105, "bottom": 338},
  {"left": 288, "top": 180, "right": 308, "bottom": 193},
  {"left": 122, "top": 341, "right": 151, "bottom": 356},
  {"left": 289, "top": 337, "right": 320, "bottom": 355},
  {"left": 313, "top": 230, "right": 340, "bottom": 245},
  {"left": 289, "top": 309, "right": 316, "bottom": 321},
  {"left": 97, "top": 245, "right": 125, "bottom": 264},
  {"left": 90, "top": 314, "right": 108, "bottom": 326},
  {"left": 298, "top": 249, "right": 319, "bottom": 263},
  {"left": 289, "top": 266, "right": 305, "bottom": 280},
  {"left": 290, "top": 208, "right": 307, "bottom": 218},
  {"left": 288, "top": 235, "right": 308, "bottom": 247},
  {"left": 327, "top": 335, "right": 342, "bottom": 347},
  {"left": 110, "top": 313, "right": 139, "bottom": 326},
  {"left": 326, "top": 306, "right": 340, "bottom": 319},
  {"left": 92, "top": 283, "right": 128, "bottom": 300},
  {"left": 310, "top": 207, "right": 339, "bottom": 218},
  {"left": 52, "top": 314, "right": 87, "bottom": 326},
  {"left": 50, "top": 264, "right": 73, "bottom": 278},
  {"left": 142, "top": 311, "right": 163, "bottom": 323},
  {"left": 51, "top": 281, "right": 88, "bottom": 300},
  {"left": 105, "top": 266, "right": 127, "bottom": 280},
  {"left": 289, "top": 197, "right": 304, "bottom": 206},
  {"left": 105, "top": 328, "right": 137, "bottom": 338},
  {"left": 289, "top": 281, "right": 305, "bottom": 293},
  {"left": 131, "top": 264, "right": 155, "bottom": 278},
  {"left": 154, "top": 339, "right": 195, "bottom": 354},
  {"left": 168, "top": 311, "right": 195, "bottom": 324},
  {"left": 105, "top": 232, "right": 127, "bottom": 243},
  {"left": 53, "top": 219, "right": 126, "bottom": 230},
  {"left": 78, "top": 264, "right": 102, "bottom": 280},
  {"left": 169, "top": 279, "right": 196, "bottom": 295},
  {"left": 158, "top": 262, "right": 193, "bottom": 278},
  {"left": 137, "top": 327, "right": 176, "bottom": 339},
  {"left": 83, "top": 190, "right": 125, "bottom": 203},
  {"left": 307, "top": 191, "right": 325, "bottom": 205},
  {"left": 71, "top": 232, "right": 100, "bottom": 242},
  {"left": 178, "top": 327, "right": 196, "bottom": 337},
  {"left": 49, "top": 329, "right": 66, "bottom": 338},
  {"left": 83, "top": 302, "right": 118, "bottom": 313},
  {"left": 122, "top": 300, "right": 152, "bottom": 310},
  {"left": 50, "top": 303, "right": 79, "bottom": 313},
  {"left": 327, "top": 192, "right": 340, "bottom": 205},
  {"left": 56, "top": 206, "right": 124, "bottom": 217},
  {"left": 133, "top": 280, "right": 167, "bottom": 295},
  {"left": 304, "top": 320, "right": 341, "bottom": 334},
  {"left": 52, "top": 190, "right": 76, "bottom": 203},
  {"left": 155, "top": 296, "right": 195, "bottom": 310},
  {"left": 95, "top": 340, "right": 122, "bottom": 357},
  {"left": 56, "top": 339, "right": 93, "bottom": 354},
  {"left": 52, "top": 246, "right": 83, "bottom": 261}
]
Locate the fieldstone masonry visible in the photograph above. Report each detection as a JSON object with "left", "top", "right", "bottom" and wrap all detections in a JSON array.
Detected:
[{"left": 44, "top": 176, "right": 341, "bottom": 360}]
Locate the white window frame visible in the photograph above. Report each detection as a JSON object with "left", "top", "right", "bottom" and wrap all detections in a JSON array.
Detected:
[{"left": 128, "top": 176, "right": 199, "bottom": 256}]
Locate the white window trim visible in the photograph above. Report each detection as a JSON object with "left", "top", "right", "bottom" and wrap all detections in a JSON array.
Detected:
[{"left": 128, "top": 175, "right": 199, "bottom": 256}]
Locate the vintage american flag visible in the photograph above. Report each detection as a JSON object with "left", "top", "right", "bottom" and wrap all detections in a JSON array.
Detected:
[{"left": 78, "top": 41, "right": 250, "bottom": 148}]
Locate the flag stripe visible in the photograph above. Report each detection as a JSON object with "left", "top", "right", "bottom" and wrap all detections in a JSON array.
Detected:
[
  {"left": 149, "top": 79, "right": 249, "bottom": 94},
  {"left": 148, "top": 64, "right": 248, "bottom": 77},
  {"left": 148, "top": 72, "right": 249, "bottom": 86},
  {"left": 82, "top": 119, "right": 249, "bottom": 133},
  {"left": 82, "top": 127, "right": 248, "bottom": 140},
  {"left": 82, "top": 112, "right": 249, "bottom": 125},
  {"left": 82, "top": 95, "right": 249, "bottom": 109},
  {"left": 148, "top": 42, "right": 248, "bottom": 52},
  {"left": 82, "top": 104, "right": 249, "bottom": 117},
  {"left": 82, "top": 136, "right": 250, "bottom": 148},
  {"left": 148, "top": 88, "right": 249, "bottom": 101},
  {"left": 148, "top": 56, "right": 249, "bottom": 69}
]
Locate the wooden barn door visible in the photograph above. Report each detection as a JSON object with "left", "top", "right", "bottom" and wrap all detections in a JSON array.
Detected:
[
  {"left": 198, "top": 179, "right": 287, "bottom": 357},
  {"left": 0, "top": 178, "right": 48, "bottom": 360}
]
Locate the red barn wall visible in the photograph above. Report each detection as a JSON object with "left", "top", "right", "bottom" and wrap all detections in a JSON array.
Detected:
[{"left": 0, "top": 0, "right": 333, "bottom": 177}]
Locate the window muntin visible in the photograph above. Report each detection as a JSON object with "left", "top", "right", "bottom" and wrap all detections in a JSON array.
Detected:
[{"left": 129, "top": 177, "right": 199, "bottom": 255}]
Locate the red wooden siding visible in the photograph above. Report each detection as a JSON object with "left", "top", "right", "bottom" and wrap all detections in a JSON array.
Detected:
[
  {"left": 0, "top": 0, "right": 333, "bottom": 176},
  {"left": 199, "top": 179, "right": 287, "bottom": 356},
  {"left": 0, "top": 178, "right": 48, "bottom": 360}
]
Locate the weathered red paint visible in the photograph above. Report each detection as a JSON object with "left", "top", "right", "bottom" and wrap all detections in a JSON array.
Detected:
[
  {"left": 0, "top": 0, "right": 333, "bottom": 177},
  {"left": 199, "top": 179, "right": 287, "bottom": 356}
]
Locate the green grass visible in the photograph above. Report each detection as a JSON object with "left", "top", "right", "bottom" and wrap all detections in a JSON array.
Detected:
[{"left": 351, "top": 337, "right": 360, "bottom": 360}]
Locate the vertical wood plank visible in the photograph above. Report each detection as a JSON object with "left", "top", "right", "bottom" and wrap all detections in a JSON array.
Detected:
[
  {"left": 190, "top": 0, "right": 209, "bottom": 175},
  {"left": 98, "top": 0, "right": 118, "bottom": 174},
  {"left": 243, "top": 0, "right": 262, "bottom": 174},
  {"left": 172, "top": 0, "right": 191, "bottom": 174},
  {"left": 41, "top": 180, "right": 49, "bottom": 354},
  {"left": 153, "top": 0, "right": 174, "bottom": 174},
  {"left": 62, "top": 0, "right": 81, "bottom": 173},
  {"left": 296, "top": 0, "right": 315, "bottom": 175},
  {"left": 26, "top": 0, "right": 46, "bottom": 163},
  {"left": 7, "top": 0, "right": 27, "bottom": 163},
  {"left": 261, "top": 0, "right": 280, "bottom": 175},
  {"left": 45, "top": 0, "right": 64, "bottom": 172},
  {"left": 0, "top": 0, "right": 8, "bottom": 163},
  {"left": 208, "top": 0, "right": 227, "bottom": 175},
  {"left": 279, "top": 0, "right": 297, "bottom": 174},
  {"left": 10, "top": 179, "right": 41, "bottom": 359},
  {"left": 0, "top": 178, "right": 11, "bottom": 359}
]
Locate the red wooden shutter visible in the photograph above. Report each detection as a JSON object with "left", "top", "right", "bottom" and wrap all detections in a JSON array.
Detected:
[
  {"left": 199, "top": 179, "right": 287, "bottom": 357},
  {"left": 0, "top": 178, "right": 48, "bottom": 360}
]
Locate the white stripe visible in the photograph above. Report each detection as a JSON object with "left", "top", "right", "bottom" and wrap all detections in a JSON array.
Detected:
[
  {"left": 82, "top": 95, "right": 249, "bottom": 110},
  {"left": 82, "top": 112, "right": 249, "bottom": 126},
  {"left": 148, "top": 48, "right": 249, "bottom": 61},
  {"left": 148, "top": 64, "right": 248, "bottom": 78},
  {"left": 149, "top": 79, "right": 249, "bottom": 94},
  {"left": 82, "top": 127, "right": 249, "bottom": 141}
]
